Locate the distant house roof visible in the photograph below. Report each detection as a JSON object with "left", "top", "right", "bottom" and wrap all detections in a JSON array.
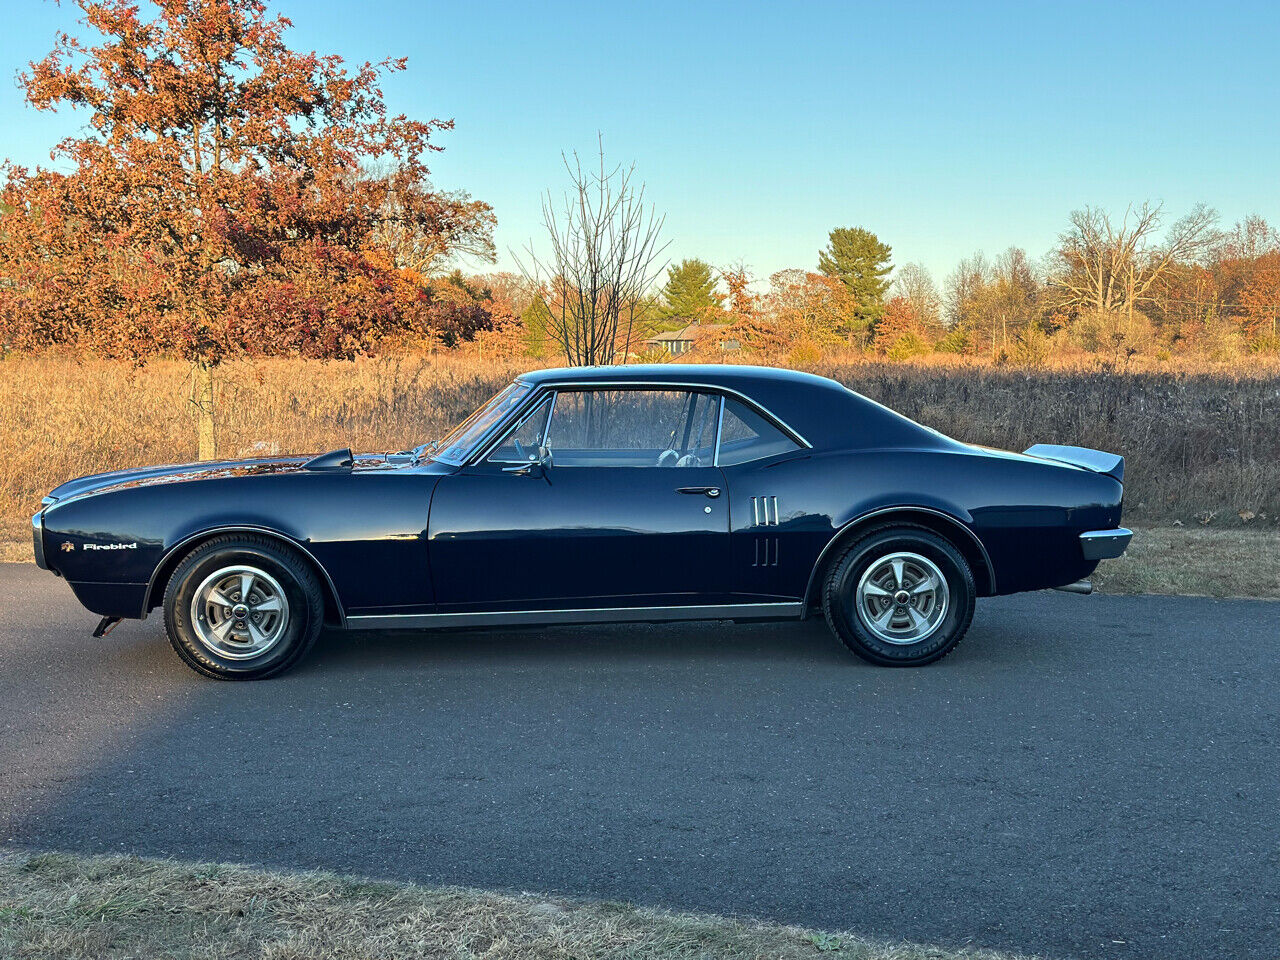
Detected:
[
  {"left": 643, "top": 322, "right": 730, "bottom": 345},
  {"left": 646, "top": 328, "right": 693, "bottom": 343}
]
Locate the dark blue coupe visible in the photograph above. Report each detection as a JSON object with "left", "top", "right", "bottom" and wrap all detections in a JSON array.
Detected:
[{"left": 33, "top": 365, "right": 1131, "bottom": 679}]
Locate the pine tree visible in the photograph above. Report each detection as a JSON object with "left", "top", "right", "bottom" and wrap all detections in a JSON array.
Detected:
[
  {"left": 817, "top": 227, "right": 893, "bottom": 322},
  {"left": 659, "top": 259, "right": 723, "bottom": 322}
]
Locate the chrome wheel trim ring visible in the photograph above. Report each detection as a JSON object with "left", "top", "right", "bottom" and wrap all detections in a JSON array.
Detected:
[
  {"left": 853, "top": 551, "right": 949, "bottom": 645},
  {"left": 189, "top": 564, "right": 290, "bottom": 661}
]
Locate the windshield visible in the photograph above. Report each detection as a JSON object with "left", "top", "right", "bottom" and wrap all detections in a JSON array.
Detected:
[{"left": 432, "top": 380, "right": 533, "bottom": 464}]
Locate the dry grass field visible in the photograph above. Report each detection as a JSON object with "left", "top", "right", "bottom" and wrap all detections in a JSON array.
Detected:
[
  {"left": 825, "top": 361, "right": 1280, "bottom": 526},
  {"left": 3, "top": 353, "right": 1277, "bottom": 595},
  {"left": 0, "top": 354, "right": 525, "bottom": 550},
  {"left": 0, "top": 847, "right": 1036, "bottom": 960}
]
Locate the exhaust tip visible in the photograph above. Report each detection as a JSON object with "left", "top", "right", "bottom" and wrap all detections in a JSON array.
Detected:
[{"left": 1053, "top": 579, "right": 1094, "bottom": 595}]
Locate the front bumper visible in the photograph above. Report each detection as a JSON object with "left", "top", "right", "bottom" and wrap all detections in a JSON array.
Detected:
[
  {"left": 32, "top": 511, "right": 48, "bottom": 570},
  {"left": 1080, "top": 528, "right": 1133, "bottom": 561}
]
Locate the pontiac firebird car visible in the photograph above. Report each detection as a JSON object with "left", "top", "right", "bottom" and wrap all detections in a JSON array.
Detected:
[{"left": 33, "top": 365, "right": 1131, "bottom": 679}]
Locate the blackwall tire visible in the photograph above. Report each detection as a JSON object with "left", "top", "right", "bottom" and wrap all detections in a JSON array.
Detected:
[
  {"left": 822, "top": 524, "right": 976, "bottom": 667},
  {"left": 162, "top": 534, "right": 324, "bottom": 680}
]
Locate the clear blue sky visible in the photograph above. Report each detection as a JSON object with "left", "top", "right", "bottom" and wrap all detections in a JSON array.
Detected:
[{"left": 3, "top": 0, "right": 1278, "bottom": 288}]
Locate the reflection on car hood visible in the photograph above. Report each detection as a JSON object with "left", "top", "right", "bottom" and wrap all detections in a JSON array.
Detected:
[{"left": 45, "top": 452, "right": 441, "bottom": 504}]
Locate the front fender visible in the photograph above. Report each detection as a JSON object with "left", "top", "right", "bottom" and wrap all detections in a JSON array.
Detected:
[{"left": 40, "top": 469, "right": 440, "bottom": 621}]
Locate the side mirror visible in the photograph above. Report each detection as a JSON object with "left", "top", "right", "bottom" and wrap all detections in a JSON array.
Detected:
[{"left": 503, "top": 445, "right": 553, "bottom": 476}]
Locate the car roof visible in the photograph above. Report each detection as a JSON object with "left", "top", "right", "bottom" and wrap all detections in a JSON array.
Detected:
[
  {"left": 516, "top": 364, "right": 947, "bottom": 452},
  {"left": 520, "top": 363, "right": 841, "bottom": 395}
]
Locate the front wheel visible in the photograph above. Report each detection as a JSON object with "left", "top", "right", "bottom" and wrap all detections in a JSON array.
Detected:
[
  {"left": 162, "top": 534, "right": 324, "bottom": 680},
  {"left": 822, "top": 525, "right": 975, "bottom": 666}
]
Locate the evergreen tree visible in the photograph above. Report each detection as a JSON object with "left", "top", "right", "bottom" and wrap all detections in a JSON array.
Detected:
[
  {"left": 659, "top": 259, "right": 723, "bottom": 321},
  {"left": 817, "top": 227, "right": 893, "bottom": 321}
]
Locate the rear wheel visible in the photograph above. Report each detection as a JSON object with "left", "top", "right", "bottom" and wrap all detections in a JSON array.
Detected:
[
  {"left": 822, "top": 525, "right": 975, "bottom": 666},
  {"left": 162, "top": 535, "right": 324, "bottom": 680}
]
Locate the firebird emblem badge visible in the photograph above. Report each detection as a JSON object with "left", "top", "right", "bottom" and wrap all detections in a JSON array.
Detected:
[{"left": 61, "top": 542, "right": 75, "bottom": 553}]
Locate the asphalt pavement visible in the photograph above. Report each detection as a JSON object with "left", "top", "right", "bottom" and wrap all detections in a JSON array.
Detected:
[{"left": 0, "top": 562, "right": 1276, "bottom": 959}]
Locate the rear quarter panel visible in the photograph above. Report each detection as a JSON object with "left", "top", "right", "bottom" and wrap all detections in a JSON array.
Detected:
[{"left": 727, "top": 447, "right": 1121, "bottom": 601}]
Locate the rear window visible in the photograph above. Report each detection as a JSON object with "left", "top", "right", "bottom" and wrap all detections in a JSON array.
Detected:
[{"left": 717, "top": 398, "right": 801, "bottom": 466}]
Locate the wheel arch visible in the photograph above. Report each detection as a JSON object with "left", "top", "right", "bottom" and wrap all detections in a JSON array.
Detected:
[
  {"left": 802, "top": 506, "right": 996, "bottom": 616},
  {"left": 142, "top": 525, "right": 345, "bottom": 626}
]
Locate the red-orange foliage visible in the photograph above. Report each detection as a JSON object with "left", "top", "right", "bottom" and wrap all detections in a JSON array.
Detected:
[
  {"left": 1240, "top": 252, "right": 1280, "bottom": 344},
  {"left": 719, "top": 266, "right": 783, "bottom": 354},
  {"left": 873, "top": 296, "right": 922, "bottom": 354},
  {"left": 721, "top": 266, "right": 757, "bottom": 319},
  {"left": 0, "top": 0, "right": 492, "bottom": 362},
  {"left": 765, "top": 269, "right": 862, "bottom": 346}
]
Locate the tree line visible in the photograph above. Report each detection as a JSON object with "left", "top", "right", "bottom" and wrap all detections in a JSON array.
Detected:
[
  {"left": 623, "top": 205, "right": 1279, "bottom": 366},
  {"left": 2, "top": 1, "right": 1276, "bottom": 459},
  {"left": 491, "top": 201, "right": 1278, "bottom": 369}
]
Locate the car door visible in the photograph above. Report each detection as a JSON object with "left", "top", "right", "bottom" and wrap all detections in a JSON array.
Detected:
[{"left": 427, "top": 387, "right": 730, "bottom": 612}]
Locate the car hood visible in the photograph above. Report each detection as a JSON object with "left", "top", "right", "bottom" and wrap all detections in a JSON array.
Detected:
[{"left": 45, "top": 451, "right": 449, "bottom": 505}]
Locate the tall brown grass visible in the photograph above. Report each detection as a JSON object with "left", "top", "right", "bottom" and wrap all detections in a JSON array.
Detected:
[
  {"left": 0, "top": 355, "right": 523, "bottom": 543},
  {"left": 819, "top": 363, "right": 1279, "bottom": 526},
  {"left": 2, "top": 353, "right": 1276, "bottom": 546}
]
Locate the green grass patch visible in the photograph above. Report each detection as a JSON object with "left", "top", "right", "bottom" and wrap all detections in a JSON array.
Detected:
[{"left": 1094, "top": 525, "right": 1280, "bottom": 598}]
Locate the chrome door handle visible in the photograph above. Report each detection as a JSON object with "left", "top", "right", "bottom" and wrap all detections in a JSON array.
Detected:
[{"left": 675, "top": 486, "right": 720, "bottom": 498}]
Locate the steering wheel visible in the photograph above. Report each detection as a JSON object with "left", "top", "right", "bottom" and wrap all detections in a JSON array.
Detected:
[
  {"left": 656, "top": 449, "right": 680, "bottom": 467},
  {"left": 513, "top": 439, "right": 527, "bottom": 461},
  {"left": 676, "top": 453, "right": 702, "bottom": 468}
]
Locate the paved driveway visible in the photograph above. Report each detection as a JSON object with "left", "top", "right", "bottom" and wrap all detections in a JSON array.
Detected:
[{"left": 1, "top": 563, "right": 1276, "bottom": 959}]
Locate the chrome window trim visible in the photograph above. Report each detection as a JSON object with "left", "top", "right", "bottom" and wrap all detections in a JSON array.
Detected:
[
  {"left": 715, "top": 394, "right": 808, "bottom": 468},
  {"left": 712, "top": 394, "right": 726, "bottom": 467},
  {"left": 436, "top": 378, "right": 536, "bottom": 466},
  {"left": 467, "top": 385, "right": 559, "bottom": 466},
  {"left": 345, "top": 601, "right": 803, "bottom": 630},
  {"left": 465, "top": 380, "right": 810, "bottom": 467},
  {"left": 483, "top": 391, "right": 557, "bottom": 465}
]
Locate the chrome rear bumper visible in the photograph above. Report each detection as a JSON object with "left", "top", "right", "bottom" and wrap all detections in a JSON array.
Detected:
[{"left": 1080, "top": 528, "right": 1132, "bottom": 561}]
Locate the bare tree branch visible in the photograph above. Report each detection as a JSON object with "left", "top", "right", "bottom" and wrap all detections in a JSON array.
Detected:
[
  {"left": 1049, "top": 202, "right": 1220, "bottom": 319},
  {"left": 515, "top": 136, "right": 668, "bottom": 366}
]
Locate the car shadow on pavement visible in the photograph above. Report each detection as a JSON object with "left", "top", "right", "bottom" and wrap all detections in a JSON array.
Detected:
[
  {"left": 303, "top": 618, "right": 851, "bottom": 674},
  {"left": 6, "top": 579, "right": 1278, "bottom": 960}
]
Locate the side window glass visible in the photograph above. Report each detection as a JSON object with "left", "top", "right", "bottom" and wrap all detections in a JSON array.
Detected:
[
  {"left": 545, "top": 390, "right": 706, "bottom": 467},
  {"left": 486, "top": 395, "right": 553, "bottom": 464},
  {"left": 717, "top": 398, "right": 801, "bottom": 466}
]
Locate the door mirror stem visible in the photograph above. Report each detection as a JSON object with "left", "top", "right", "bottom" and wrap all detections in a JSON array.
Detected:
[{"left": 503, "top": 445, "right": 553, "bottom": 476}]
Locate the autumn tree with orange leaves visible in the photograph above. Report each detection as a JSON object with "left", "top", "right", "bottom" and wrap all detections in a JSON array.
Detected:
[
  {"left": 0, "top": 0, "right": 492, "bottom": 458},
  {"left": 873, "top": 296, "right": 915, "bottom": 353},
  {"left": 1240, "top": 253, "right": 1280, "bottom": 346}
]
